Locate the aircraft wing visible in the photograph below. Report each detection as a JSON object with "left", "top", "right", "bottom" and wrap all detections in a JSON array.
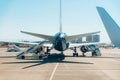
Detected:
[
  {"left": 69, "top": 42, "right": 104, "bottom": 48},
  {"left": 0, "top": 40, "right": 38, "bottom": 45},
  {"left": 21, "top": 31, "right": 55, "bottom": 42},
  {"left": 1, "top": 40, "right": 53, "bottom": 49},
  {"left": 66, "top": 31, "right": 100, "bottom": 42}
]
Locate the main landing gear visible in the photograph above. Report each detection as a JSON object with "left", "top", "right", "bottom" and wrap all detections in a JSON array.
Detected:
[
  {"left": 73, "top": 47, "right": 78, "bottom": 57},
  {"left": 44, "top": 47, "right": 51, "bottom": 57},
  {"left": 82, "top": 52, "right": 85, "bottom": 57}
]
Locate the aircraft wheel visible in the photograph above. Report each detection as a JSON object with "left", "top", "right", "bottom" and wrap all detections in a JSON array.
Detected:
[
  {"left": 92, "top": 49, "right": 101, "bottom": 56},
  {"left": 76, "top": 53, "right": 78, "bottom": 56},
  {"left": 73, "top": 53, "right": 75, "bottom": 57},
  {"left": 73, "top": 53, "right": 78, "bottom": 57},
  {"left": 21, "top": 56, "right": 25, "bottom": 59},
  {"left": 82, "top": 53, "right": 85, "bottom": 57}
]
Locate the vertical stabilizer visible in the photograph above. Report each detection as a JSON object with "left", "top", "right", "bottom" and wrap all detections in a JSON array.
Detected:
[
  {"left": 96, "top": 7, "right": 120, "bottom": 47},
  {"left": 59, "top": 0, "right": 62, "bottom": 33}
]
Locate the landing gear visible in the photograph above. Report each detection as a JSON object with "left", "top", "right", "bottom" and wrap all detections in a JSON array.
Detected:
[
  {"left": 45, "top": 52, "right": 50, "bottom": 57},
  {"left": 92, "top": 48, "right": 101, "bottom": 56},
  {"left": 21, "top": 56, "right": 25, "bottom": 59},
  {"left": 82, "top": 52, "right": 85, "bottom": 57},
  {"left": 45, "top": 47, "right": 51, "bottom": 57},
  {"left": 73, "top": 53, "right": 78, "bottom": 57},
  {"left": 92, "top": 51, "right": 97, "bottom": 56},
  {"left": 73, "top": 47, "right": 78, "bottom": 57}
]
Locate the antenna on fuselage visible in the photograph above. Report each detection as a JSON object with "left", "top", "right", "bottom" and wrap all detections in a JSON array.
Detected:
[{"left": 59, "top": 0, "right": 62, "bottom": 33}]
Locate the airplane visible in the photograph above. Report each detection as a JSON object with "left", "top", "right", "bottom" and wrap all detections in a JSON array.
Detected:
[
  {"left": 96, "top": 7, "right": 120, "bottom": 47},
  {"left": 17, "top": 0, "right": 101, "bottom": 60},
  {"left": 7, "top": 43, "right": 21, "bottom": 52},
  {"left": 0, "top": 41, "right": 21, "bottom": 52}
]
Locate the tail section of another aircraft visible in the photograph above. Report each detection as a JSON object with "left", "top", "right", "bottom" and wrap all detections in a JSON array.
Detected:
[{"left": 96, "top": 7, "right": 120, "bottom": 47}]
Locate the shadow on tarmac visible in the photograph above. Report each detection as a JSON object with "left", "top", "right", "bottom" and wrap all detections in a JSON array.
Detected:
[
  {"left": 0, "top": 56, "right": 16, "bottom": 58},
  {"left": 65, "top": 55, "right": 120, "bottom": 59},
  {"left": 2, "top": 53, "right": 93, "bottom": 69},
  {"left": 0, "top": 56, "right": 120, "bottom": 59}
]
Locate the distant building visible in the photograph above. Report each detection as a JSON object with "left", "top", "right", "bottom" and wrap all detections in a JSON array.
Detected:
[
  {"left": 86, "top": 34, "right": 100, "bottom": 42},
  {"left": 86, "top": 35, "right": 92, "bottom": 42},
  {"left": 71, "top": 40, "right": 76, "bottom": 43},
  {"left": 93, "top": 35, "right": 100, "bottom": 42},
  {"left": 76, "top": 38, "right": 82, "bottom": 43},
  {"left": 71, "top": 34, "right": 100, "bottom": 43},
  {"left": 71, "top": 38, "right": 82, "bottom": 43}
]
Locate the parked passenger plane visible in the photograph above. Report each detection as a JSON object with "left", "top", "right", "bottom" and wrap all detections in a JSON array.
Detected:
[
  {"left": 18, "top": 0, "right": 101, "bottom": 59},
  {"left": 96, "top": 7, "right": 120, "bottom": 47}
]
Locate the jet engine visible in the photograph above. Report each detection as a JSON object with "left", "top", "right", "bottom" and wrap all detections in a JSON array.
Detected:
[
  {"left": 80, "top": 44, "right": 101, "bottom": 56},
  {"left": 80, "top": 45, "right": 89, "bottom": 53},
  {"left": 80, "top": 45, "right": 96, "bottom": 53}
]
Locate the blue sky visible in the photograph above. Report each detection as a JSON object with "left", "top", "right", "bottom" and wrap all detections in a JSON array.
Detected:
[{"left": 0, "top": 0, "right": 120, "bottom": 42}]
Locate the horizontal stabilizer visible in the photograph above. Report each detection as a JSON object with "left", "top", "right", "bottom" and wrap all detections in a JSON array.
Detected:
[
  {"left": 66, "top": 31, "right": 100, "bottom": 42},
  {"left": 21, "top": 31, "right": 55, "bottom": 42}
]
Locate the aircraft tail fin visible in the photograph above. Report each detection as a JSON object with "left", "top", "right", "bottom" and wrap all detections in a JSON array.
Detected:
[
  {"left": 59, "top": 0, "right": 62, "bottom": 33},
  {"left": 96, "top": 7, "right": 120, "bottom": 47}
]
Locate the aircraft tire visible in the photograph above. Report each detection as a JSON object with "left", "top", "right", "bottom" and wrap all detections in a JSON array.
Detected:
[
  {"left": 73, "top": 53, "right": 78, "bottom": 57},
  {"left": 21, "top": 56, "right": 25, "bottom": 59}
]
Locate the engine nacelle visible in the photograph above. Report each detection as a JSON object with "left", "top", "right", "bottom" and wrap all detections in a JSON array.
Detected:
[
  {"left": 80, "top": 45, "right": 89, "bottom": 53},
  {"left": 80, "top": 44, "right": 101, "bottom": 56},
  {"left": 80, "top": 45, "right": 96, "bottom": 53}
]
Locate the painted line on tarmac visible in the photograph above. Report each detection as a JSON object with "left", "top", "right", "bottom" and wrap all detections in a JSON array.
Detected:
[{"left": 49, "top": 63, "right": 59, "bottom": 80}]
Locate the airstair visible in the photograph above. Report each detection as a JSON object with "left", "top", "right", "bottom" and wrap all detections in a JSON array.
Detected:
[{"left": 16, "top": 41, "right": 48, "bottom": 59}]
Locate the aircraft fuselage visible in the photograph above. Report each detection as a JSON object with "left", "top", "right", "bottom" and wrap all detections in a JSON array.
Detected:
[{"left": 54, "top": 32, "right": 69, "bottom": 51}]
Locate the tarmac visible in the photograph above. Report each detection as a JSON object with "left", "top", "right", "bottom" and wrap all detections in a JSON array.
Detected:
[{"left": 0, "top": 48, "right": 120, "bottom": 80}]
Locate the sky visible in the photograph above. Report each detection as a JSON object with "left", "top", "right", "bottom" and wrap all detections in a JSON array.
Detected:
[{"left": 0, "top": 0, "right": 120, "bottom": 42}]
